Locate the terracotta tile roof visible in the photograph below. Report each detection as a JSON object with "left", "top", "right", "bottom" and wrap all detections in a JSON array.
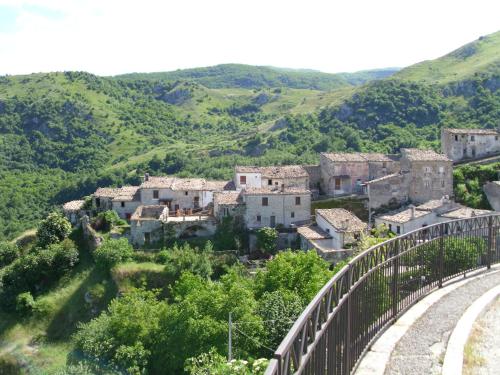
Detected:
[
  {"left": 63, "top": 200, "right": 85, "bottom": 212},
  {"left": 94, "top": 187, "right": 123, "bottom": 198},
  {"left": 140, "top": 176, "right": 176, "bottom": 189},
  {"left": 235, "top": 165, "right": 309, "bottom": 178},
  {"left": 112, "top": 186, "right": 140, "bottom": 202},
  {"left": 322, "top": 152, "right": 393, "bottom": 163},
  {"left": 316, "top": 208, "right": 367, "bottom": 232},
  {"left": 444, "top": 128, "right": 498, "bottom": 135},
  {"left": 365, "top": 173, "right": 401, "bottom": 185},
  {"left": 141, "top": 176, "right": 235, "bottom": 191},
  {"left": 243, "top": 187, "right": 310, "bottom": 195},
  {"left": 401, "top": 148, "right": 451, "bottom": 162},
  {"left": 440, "top": 207, "right": 493, "bottom": 219},
  {"left": 377, "top": 207, "right": 431, "bottom": 223},
  {"left": 297, "top": 225, "right": 332, "bottom": 240},
  {"left": 214, "top": 191, "right": 242, "bottom": 205}
]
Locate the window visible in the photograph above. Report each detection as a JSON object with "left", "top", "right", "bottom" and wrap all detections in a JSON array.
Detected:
[
  {"left": 496, "top": 136, "right": 498, "bottom": 141},
  {"left": 256, "top": 215, "right": 261, "bottom": 222},
  {"left": 326, "top": 228, "right": 330, "bottom": 234},
  {"left": 121, "top": 201, "right": 125, "bottom": 208},
  {"left": 153, "top": 190, "right": 159, "bottom": 199},
  {"left": 471, "top": 135, "right": 475, "bottom": 141},
  {"left": 424, "top": 180, "right": 431, "bottom": 188},
  {"left": 441, "top": 180, "right": 445, "bottom": 188},
  {"left": 240, "top": 175, "right": 246, "bottom": 184},
  {"left": 268, "top": 179, "right": 273, "bottom": 185},
  {"left": 291, "top": 212, "right": 295, "bottom": 218},
  {"left": 185, "top": 191, "right": 188, "bottom": 196},
  {"left": 295, "top": 196, "right": 301, "bottom": 205},
  {"left": 424, "top": 166, "right": 431, "bottom": 173},
  {"left": 455, "top": 135, "right": 458, "bottom": 141},
  {"left": 262, "top": 197, "right": 268, "bottom": 206},
  {"left": 96, "top": 197, "right": 101, "bottom": 207},
  {"left": 382, "top": 162, "right": 387, "bottom": 168},
  {"left": 335, "top": 178, "right": 341, "bottom": 190},
  {"left": 388, "top": 224, "right": 392, "bottom": 232},
  {"left": 396, "top": 226, "right": 401, "bottom": 234}
]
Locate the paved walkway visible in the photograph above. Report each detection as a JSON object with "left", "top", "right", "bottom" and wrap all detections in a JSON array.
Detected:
[
  {"left": 384, "top": 270, "right": 500, "bottom": 375},
  {"left": 463, "top": 297, "right": 500, "bottom": 375}
]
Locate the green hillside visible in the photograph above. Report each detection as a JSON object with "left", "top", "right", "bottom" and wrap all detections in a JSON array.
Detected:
[
  {"left": 116, "top": 63, "right": 399, "bottom": 90},
  {"left": 395, "top": 31, "right": 500, "bottom": 84},
  {"left": 1, "top": 30, "right": 500, "bottom": 240}
]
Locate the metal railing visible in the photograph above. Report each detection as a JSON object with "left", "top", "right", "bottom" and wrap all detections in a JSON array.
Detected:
[{"left": 264, "top": 214, "right": 500, "bottom": 375}]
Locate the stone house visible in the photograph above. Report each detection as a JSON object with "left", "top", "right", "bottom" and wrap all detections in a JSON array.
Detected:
[
  {"left": 63, "top": 200, "right": 86, "bottom": 224},
  {"left": 234, "top": 165, "right": 309, "bottom": 190},
  {"left": 130, "top": 205, "right": 169, "bottom": 246},
  {"left": 298, "top": 208, "right": 366, "bottom": 262},
  {"left": 213, "top": 191, "right": 244, "bottom": 220},
  {"left": 484, "top": 181, "right": 500, "bottom": 211},
  {"left": 374, "top": 197, "right": 491, "bottom": 235},
  {"left": 320, "top": 153, "right": 399, "bottom": 196},
  {"left": 242, "top": 187, "right": 311, "bottom": 229},
  {"left": 139, "top": 175, "right": 232, "bottom": 212},
  {"left": 364, "top": 172, "right": 410, "bottom": 209},
  {"left": 111, "top": 186, "right": 141, "bottom": 220},
  {"left": 92, "top": 188, "right": 125, "bottom": 211},
  {"left": 441, "top": 128, "right": 500, "bottom": 162},
  {"left": 400, "top": 148, "right": 453, "bottom": 204}
]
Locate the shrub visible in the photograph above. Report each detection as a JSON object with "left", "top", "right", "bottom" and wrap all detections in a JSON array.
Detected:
[
  {"left": 256, "top": 227, "right": 278, "bottom": 255},
  {"left": 94, "top": 210, "right": 126, "bottom": 232},
  {"left": 0, "top": 242, "right": 19, "bottom": 268},
  {"left": 37, "top": 212, "right": 72, "bottom": 247},
  {"left": 94, "top": 238, "right": 134, "bottom": 270},
  {"left": 15, "top": 292, "right": 36, "bottom": 315}
]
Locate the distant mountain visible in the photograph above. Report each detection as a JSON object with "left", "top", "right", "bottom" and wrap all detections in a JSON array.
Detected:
[
  {"left": 395, "top": 31, "right": 500, "bottom": 84},
  {"left": 115, "top": 64, "right": 400, "bottom": 90}
]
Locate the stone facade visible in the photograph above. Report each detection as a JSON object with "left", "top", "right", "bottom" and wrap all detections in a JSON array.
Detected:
[
  {"left": 130, "top": 205, "right": 169, "bottom": 246},
  {"left": 365, "top": 173, "right": 409, "bottom": 209},
  {"left": 400, "top": 149, "right": 453, "bottom": 204},
  {"left": 320, "top": 153, "right": 399, "bottom": 196},
  {"left": 441, "top": 128, "right": 500, "bottom": 162},
  {"left": 484, "top": 181, "right": 500, "bottom": 211},
  {"left": 234, "top": 165, "right": 309, "bottom": 190},
  {"left": 242, "top": 187, "right": 311, "bottom": 229}
]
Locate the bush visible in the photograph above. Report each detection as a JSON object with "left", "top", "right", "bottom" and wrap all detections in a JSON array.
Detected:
[
  {"left": 256, "top": 227, "right": 278, "bottom": 255},
  {"left": 94, "top": 210, "right": 126, "bottom": 232},
  {"left": 94, "top": 238, "right": 134, "bottom": 270},
  {"left": 37, "top": 212, "right": 72, "bottom": 247},
  {"left": 15, "top": 292, "right": 36, "bottom": 315},
  {"left": 0, "top": 242, "right": 19, "bottom": 268}
]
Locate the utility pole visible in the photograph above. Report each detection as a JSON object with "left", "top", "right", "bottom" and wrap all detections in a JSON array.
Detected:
[{"left": 228, "top": 312, "right": 233, "bottom": 361}]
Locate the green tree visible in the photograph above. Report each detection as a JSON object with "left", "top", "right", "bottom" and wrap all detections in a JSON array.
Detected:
[
  {"left": 0, "top": 242, "right": 19, "bottom": 268},
  {"left": 93, "top": 238, "right": 134, "bottom": 270},
  {"left": 37, "top": 212, "right": 72, "bottom": 247},
  {"left": 256, "top": 227, "right": 278, "bottom": 255},
  {"left": 255, "top": 250, "right": 333, "bottom": 304}
]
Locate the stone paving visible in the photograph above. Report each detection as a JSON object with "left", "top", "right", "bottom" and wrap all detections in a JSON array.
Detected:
[
  {"left": 463, "top": 297, "right": 500, "bottom": 375},
  {"left": 384, "top": 270, "right": 500, "bottom": 375}
]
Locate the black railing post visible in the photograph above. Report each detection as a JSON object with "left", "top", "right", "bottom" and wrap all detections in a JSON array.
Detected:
[
  {"left": 392, "top": 243, "right": 400, "bottom": 318},
  {"left": 438, "top": 223, "right": 445, "bottom": 288},
  {"left": 344, "top": 265, "right": 352, "bottom": 374},
  {"left": 487, "top": 215, "right": 493, "bottom": 270}
]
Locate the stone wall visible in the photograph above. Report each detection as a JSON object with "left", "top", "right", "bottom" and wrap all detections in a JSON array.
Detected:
[
  {"left": 243, "top": 192, "right": 311, "bottom": 229},
  {"left": 81, "top": 216, "right": 103, "bottom": 251},
  {"left": 442, "top": 130, "right": 500, "bottom": 162},
  {"left": 403, "top": 160, "right": 453, "bottom": 204},
  {"left": 303, "top": 164, "right": 321, "bottom": 190},
  {"left": 367, "top": 173, "right": 410, "bottom": 209}
]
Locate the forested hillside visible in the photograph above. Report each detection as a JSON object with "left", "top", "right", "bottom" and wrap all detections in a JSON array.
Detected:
[{"left": 1, "top": 32, "right": 500, "bottom": 240}]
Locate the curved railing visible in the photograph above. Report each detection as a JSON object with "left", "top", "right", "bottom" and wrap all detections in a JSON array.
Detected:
[{"left": 264, "top": 214, "right": 500, "bottom": 375}]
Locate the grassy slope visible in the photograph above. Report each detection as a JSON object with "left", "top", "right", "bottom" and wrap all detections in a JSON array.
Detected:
[{"left": 395, "top": 31, "right": 500, "bottom": 83}]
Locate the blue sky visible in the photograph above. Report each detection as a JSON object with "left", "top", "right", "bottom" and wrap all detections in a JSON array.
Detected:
[{"left": 0, "top": 0, "right": 499, "bottom": 76}]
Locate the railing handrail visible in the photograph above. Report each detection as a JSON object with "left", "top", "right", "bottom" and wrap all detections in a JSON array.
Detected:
[{"left": 267, "top": 213, "right": 500, "bottom": 374}]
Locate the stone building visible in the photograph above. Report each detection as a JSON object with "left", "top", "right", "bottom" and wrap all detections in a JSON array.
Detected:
[
  {"left": 130, "top": 205, "right": 169, "bottom": 246},
  {"left": 441, "top": 128, "right": 500, "bottom": 162},
  {"left": 92, "top": 187, "right": 125, "bottom": 211},
  {"left": 242, "top": 187, "right": 311, "bottom": 229},
  {"left": 234, "top": 165, "right": 309, "bottom": 190},
  {"left": 484, "top": 181, "right": 500, "bottom": 211},
  {"left": 364, "top": 172, "right": 409, "bottom": 209},
  {"left": 400, "top": 148, "right": 453, "bottom": 204},
  {"left": 63, "top": 200, "right": 86, "bottom": 224},
  {"left": 111, "top": 186, "right": 141, "bottom": 220},
  {"left": 320, "top": 152, "right": 399, "bottom": 196},
  {"left": 213, "top": 191, "right": 244, "bottom": 219},
  {"left": 298, "top": 208, "right": 366, "bottom": 262},
  {"left": 139, "top": 175, "right": 232, "bottom": 211},
  {"left": 374, "top": 197, "right": 491, "bottom": 235}
]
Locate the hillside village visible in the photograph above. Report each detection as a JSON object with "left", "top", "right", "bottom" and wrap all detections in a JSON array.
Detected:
[{"left": 63, "top": 128, "right": 500, "bottom": 261}]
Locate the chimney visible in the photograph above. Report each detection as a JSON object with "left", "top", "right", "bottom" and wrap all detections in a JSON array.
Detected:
[
  {"left": 410, "top": 205, "right": 416, "bottom": 219},
  {"left": 144, "top": 173, "right": 150, "bottom": 182}
]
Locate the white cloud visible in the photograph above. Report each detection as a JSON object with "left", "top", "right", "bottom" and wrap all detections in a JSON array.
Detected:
[{"left": 0, "top": 0, "right": 499, "bottom": 75}]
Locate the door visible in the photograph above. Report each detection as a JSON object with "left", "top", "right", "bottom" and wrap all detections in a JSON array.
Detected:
[
  {"left": 144, "top": 232, "right": 151, "bottom": 245},
  {"left": 335, "top": 178, "right": 341, "bottom": 190},
  {"left": 194, "top": 196, "right": 200, "bottom": 209},
  {"left": 270, "top": 215, "right": 276, "bottom": 228}
]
